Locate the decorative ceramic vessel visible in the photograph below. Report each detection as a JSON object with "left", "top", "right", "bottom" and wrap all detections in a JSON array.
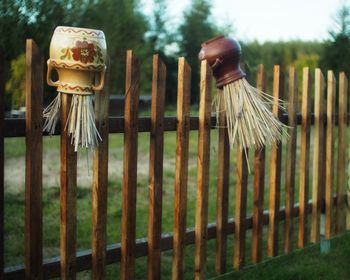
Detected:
[
  {"left": 47, "top": 26, "right": 107, "bottom": 95},
  {"left": 198, "top": 35, "right": 245, "bottom": 88}
]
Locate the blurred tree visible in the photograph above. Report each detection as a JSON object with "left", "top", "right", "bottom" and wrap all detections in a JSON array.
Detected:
[
  {"left": 76, "top": 0, "right": 153, "bottom": 97},
  {"left": 320, "top": 2, "right": 350, "bottom": 76},
  {"left": 146, "top": 0, "right": 178, "bottom": 104},
  {"left": 5, "top": 53, "right": 25, "bottom": 109},
  {"left": 242, "top": 40, "right": 323, "bottom": 92},
  {"left": 178, "top": 0, "right": 220, "bottom": 104},
  {"left": 0, "top": 0, "right": 152, "bottom": 109}
]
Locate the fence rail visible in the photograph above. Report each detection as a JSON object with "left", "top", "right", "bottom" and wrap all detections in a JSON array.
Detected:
[{"left": 2, "top": 39, "right": 350, "bottom": 279}]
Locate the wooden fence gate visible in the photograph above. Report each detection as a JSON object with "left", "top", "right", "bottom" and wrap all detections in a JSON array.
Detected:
[{"left": 1, "top": 39, "right": 350, "bottom": 279}]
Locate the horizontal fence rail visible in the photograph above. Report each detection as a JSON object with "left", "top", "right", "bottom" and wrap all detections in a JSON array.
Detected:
[
  {"left": 2, "top": 40, "right": 350, "bottom": 279},
  {"left": 5, "top": 113, "right": 350, "bottom": 138}
]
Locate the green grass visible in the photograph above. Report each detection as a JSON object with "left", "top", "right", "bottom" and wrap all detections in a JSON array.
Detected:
[
  {"left": 215, "top": 233, "right": 350, "bottom": 280},
  {"left": 3, "top": 113, "right": 350, "bottom": 279}
]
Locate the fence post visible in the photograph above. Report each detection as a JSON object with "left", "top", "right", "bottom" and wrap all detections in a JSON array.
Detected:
[
  {"left": 215, "top": 76, "right": 230, "bottom": 274},
  {"left": 0, "top": 49, "right": 4, "bottom": 280},
  {"left": 25, "top": 39, "right": 44, "bottom": 279},
  {"left": 267, "top": 65, "right": 284, "bottom": 257},
  {"left": 91, "top": 59, "right": 110, "bottom": 279},
  {"left": 60, "top": 96, "right": 78, "bottom": 279},
  {"left": 336, "top": 72, "right": 348, "bottom": 234},
  {"left": 298, "top": 67, "right": 312, "bottom": 248},
  {"left": 325, "top": 70, "right": 336, "bottom": 239},
  {"left": 252, "top": 64, "right": 266, "bottom": 263},
  {"left": 311, "top": 69, "right": 325, "bottom": 244},
  {"left": 147, "top": 54, "right": 166, "bottom": 280},
  {"left": 194, "top": 60, "right": 212, "bottom": 280},
  {"left": 172, "top": 58, "right": 191, "bottom": 280},
  {"left": 284, "top": 67, "right": 298, "bottom": 253},
  {"left": 120, "top": 50, "right": 140, "bottom": 280},
  {"left": 234, "top": 148, "right": 248, "bottom": 270}
]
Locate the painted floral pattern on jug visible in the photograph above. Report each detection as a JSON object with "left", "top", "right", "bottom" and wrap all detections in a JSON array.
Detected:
[{"left": 60, "top": 40, "right": 104, "bottom": 64}]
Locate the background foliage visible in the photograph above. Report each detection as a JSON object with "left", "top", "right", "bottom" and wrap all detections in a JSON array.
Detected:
[{"left": 1, "top": 0, "right": 349, "bottom": 109}]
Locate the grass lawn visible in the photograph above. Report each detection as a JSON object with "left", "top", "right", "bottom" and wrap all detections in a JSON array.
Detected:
[
  {"left": 215, "top": 233, "right": 350, "bottom": 280},
  {"left": 3, "top": 108, "right": 349, "bottom": 279}
]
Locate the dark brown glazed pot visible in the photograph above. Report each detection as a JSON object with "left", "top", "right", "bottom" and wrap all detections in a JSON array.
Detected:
[{"left": 199, "top": 35, "right": 246, "bottom": 88}]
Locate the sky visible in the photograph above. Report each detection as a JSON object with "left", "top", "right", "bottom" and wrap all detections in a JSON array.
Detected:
[{"left": 141, "top": 0, "right": 347, "bottom": 42}]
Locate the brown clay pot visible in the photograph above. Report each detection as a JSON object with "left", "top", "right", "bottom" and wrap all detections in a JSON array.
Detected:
[{"left": 198, "top": 35, "right": 246, "bottom": 88}]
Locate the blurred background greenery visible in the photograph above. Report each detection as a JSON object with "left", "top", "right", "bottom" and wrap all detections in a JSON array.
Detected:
[{"left": 1, "top": 0, "right": 350, "bottom": 110}]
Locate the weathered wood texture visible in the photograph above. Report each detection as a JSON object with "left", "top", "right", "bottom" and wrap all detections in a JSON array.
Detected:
[
  {"left": 147, "top": 55, "right": 166, "bottom": 280},
  {"left": 284, "top": 67, "right": 298, "bottom": 253},
  {"left": 234, "top": 148, "right": 248, "bottom": 270},
  {"left": 325, "top": 71, "right": 335, "bottom": 239},
  {"left": 60, "top": 93, "right": 78, "bottom": 280},
  {"left": 91, "top": 60, "right": 110, "bottom": 279},
  {"left": 311, "top": 69, "right": 325, "bottom": 244},
  {"left": 215, "top": 81, "right": 230, "bottom": 274},
  {"left": 251, "top": 64, "right": 266, "bottom": 264},
  {"left": 298, "top": 67, "right": 312, "bottom": 248},
  {"left": 120, "top": 50, "right": 140, "bottom": 280},
  {"left": 267, "top": 65, "right": 284, "bottom": 257},
  {"left": 194, "top": 60, "right": 212, "bottom": 280},
  {"left": 25, "top": 39, "right": 44, "bottom": 280},
  {"left": 172, "top": 58, "right": 191, "bottom": 280},
  {"left": 336, "top": 72, "right": 348, "bottom": 234}
]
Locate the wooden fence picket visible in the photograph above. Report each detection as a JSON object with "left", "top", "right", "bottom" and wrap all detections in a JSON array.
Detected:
[
  {"left": 194, "top": 60, "right": 212, "bottom": 280},
  {"left": 336, "top": 72, "right": 348, "bottom": 234},
  {"left": 298, "top": 67, "right": 312, "bottom": 248},
  {"left": 120, "top": 50, "right": 140, "bottom": 280},
  {"left": 252, "top": 64, "right": 266, "bottom": 263},
  {"left": 284, "top": 66, "right": 298, "bottom": 253},
  {"left": 91, "top": 59, "right": 110, "bottom": 279},
  {"left": 172, "top": 58, "right": 191, "bottom": 280},
  {"left": 234, "top": 148, "right": 248, "bottom": 270},
  {"left": 215, "top": 81, "right": 230, "bottom": 274},
  {"left": 25, "top": 39, "right": 44, "bottom": 280},
  {"left": 267, "top": 65, "right": 284, "bottom": 257},
  {"left": 60, "top": 96, "right": 78, "bottom": 280},
  {"left": 147, "top": 54, "right": 166, "bottom": 280},
  {"left": 311, "top": 69, "right": 325, "bottom": 244},
  {"left": 325, "top": 70, "right": 336, "bottom": 239}
]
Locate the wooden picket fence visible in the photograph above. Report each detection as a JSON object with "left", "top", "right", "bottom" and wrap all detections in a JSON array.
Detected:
[{"left": 1, "top": 39, "right": 350, "bottom": 279}]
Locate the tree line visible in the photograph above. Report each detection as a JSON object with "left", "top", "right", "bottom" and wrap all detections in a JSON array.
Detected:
[{"left": 1, "top": 0, "right": 349, "bottom": 110}]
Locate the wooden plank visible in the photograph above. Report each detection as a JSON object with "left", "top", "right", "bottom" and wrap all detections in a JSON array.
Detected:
[
  {"left": 91, "top": 60, "right": 110, "bottom": 279},
  {"left": 0, "top": 50, "right": 4, "bottom": 280},
  {"left": 267, "top": 65, "right": 284, "bottom": 257},
  {"left": 336, "top": 72, "right": 348, "bottom": 234},
  {"left": 194, "top": 60, "right": 212, "bottom": 280},
  {"left": 310, "top": 69, "right": 325, "bottom": 244},
  {"left": 5, "top": 195, "right": 343, "bottom": 279},
  {"left": 25, "top": 39, "right": 44, "bottom": 279},
  {"left": 234, "top": 148, "right": 248, "bottom": 270},
  {"left": 172, "top": 57, "right": 191, "bottom": 280},
  {"left": 252, "top": 64, "right": 266, "bottom": 263},
  {"left": 325, "top": 70, "right": 336, "bottom": 239},
  {"left": 147, "top": 54, "right": 166, "bottom": 280},
  {"left": 60, "top": 93, "right": 78, "bottom": 280},
  {"left": 298, "top": 67, "right": 312, "bottom": 248},
  {"left": 120, "top": 50, "right": 140, "bottom": 280},
  {"left": 6, "top": 112, "right": 327, "bottom": 138},
  {"left": 284, "top": 67, "right": 298, "bottom": 253},
  {"left": 215, "top": 79, "right": 230, "bottom": 273}
]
